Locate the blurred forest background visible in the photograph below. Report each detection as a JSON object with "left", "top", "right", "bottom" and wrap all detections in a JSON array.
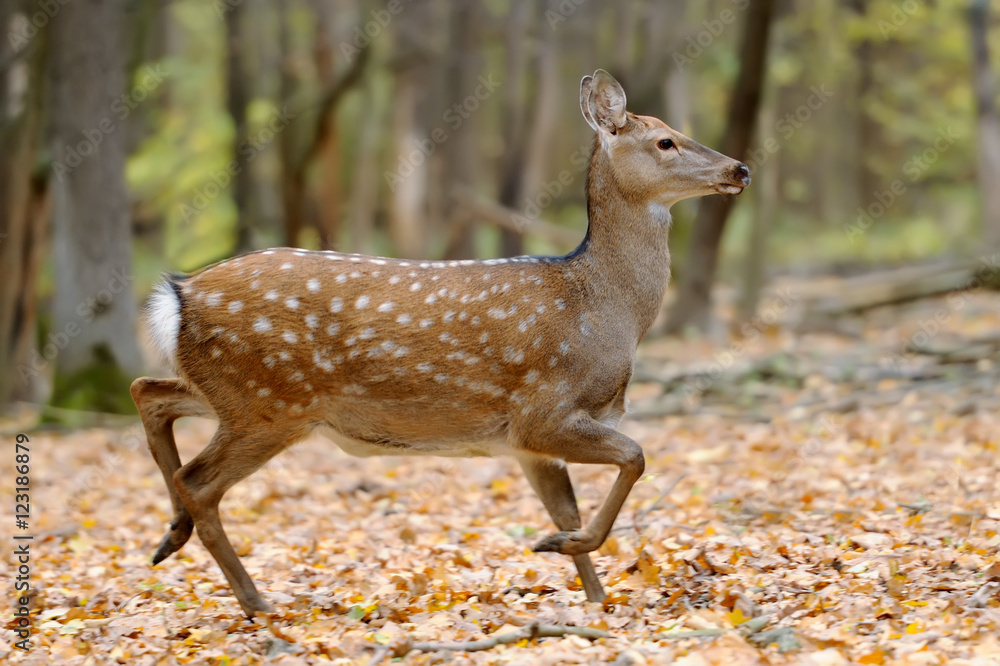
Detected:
[{"left": 1, "top": 0, "right": 999, "bottom": 415}]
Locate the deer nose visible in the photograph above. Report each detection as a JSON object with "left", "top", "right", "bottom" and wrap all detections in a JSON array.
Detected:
[{"left": 736, "top": 163, "right": 751, "bottom": 185}]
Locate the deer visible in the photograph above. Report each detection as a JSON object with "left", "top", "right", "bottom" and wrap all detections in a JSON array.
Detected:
[{"left": 130, "top": 69, "right": 750, "bottom": 619}]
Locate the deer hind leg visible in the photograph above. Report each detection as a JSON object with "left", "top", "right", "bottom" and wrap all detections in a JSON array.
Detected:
[
  {"left": 522, "top": 411, "right": 645, "bottom": 557},
  {"left": 173, "top": 423, "right": 305, "bottom": 619},
  {"left": 130, "top": 378, "right": 214, "bottom": 564},
  {"left": 517, "top": 454, "right": 606, "bottom": 602}
]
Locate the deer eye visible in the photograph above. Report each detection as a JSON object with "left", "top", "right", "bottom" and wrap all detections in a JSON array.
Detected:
[{"left": 657, "top": 138, "right": 675, "bottom": 151}]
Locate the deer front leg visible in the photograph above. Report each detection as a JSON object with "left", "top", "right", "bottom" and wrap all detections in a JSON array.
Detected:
[
  {"left": 517, "top": 454, "right": 606, "bottom": 602},
  {"left": 523, "top": 412, "right": 644, "bottom": 556}
]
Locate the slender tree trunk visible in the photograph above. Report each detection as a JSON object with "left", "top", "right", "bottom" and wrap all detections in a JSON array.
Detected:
[
  {"left": 497, "top": 0, "right": 531, "bottom": 257},
  {"left": 442, "top": 1, "right": 483, "bottom": 259},
  {"left": 386, "top": 1, "right": 434, "bottom": 258},
  {"left": 226, "top": 0, "right": 254, "bottom": 252},
  {"left": 48, "top": 0, "right": 141, "bottom": 413},
  {"left": 0, "top": 2, "right": 49, "bottom": 406},
  {"left": 738, "top": 105, "right": 779, "bottom": 324},
  {"left": 278, "top": 0, "right": 307, "bottom": 248},
  {"left": 849, "top": 0, "right": 879, "bottom": 214},
  {"left": 348, "top": 77, "right": 382, "bottom": 255},
  {"left": 664, "top": 0, "right": 777, "bottom": 335},
  {"left": 968, "top": 0, "right": 1000, "bottom": 245},
  {"left": 312, "top": 2, "right": 341, "bottom": 251},
  {"left": 516, "top": 1, "right": 559, "bottom": 240}
]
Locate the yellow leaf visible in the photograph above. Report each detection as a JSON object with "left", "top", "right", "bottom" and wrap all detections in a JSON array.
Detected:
[
  {"left": 67, "top": 535, "right": 94, "bottom": 553},
  {"left": 599, "top": 535, "right": 620, "bottom": 557},
  {"left": 905, "top": 621, "right": 924, "bottom": 634},
  {"left": 858, "top": 650, "right": 886, "bottom": 664},
  {"left": 727, "top": 608, "right": 748, "bottom": 626}
]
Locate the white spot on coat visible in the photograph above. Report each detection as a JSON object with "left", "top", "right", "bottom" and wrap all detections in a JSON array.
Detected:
[{"left": 254, "top": 317, "right": 273, "bottom": 333}]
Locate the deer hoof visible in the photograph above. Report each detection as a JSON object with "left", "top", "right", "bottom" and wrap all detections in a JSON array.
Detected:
[
  {"left": 532, "top": 529, "right": 594, "bottom": 555},
  {"left": 246, "top": 599, "right": 276, "bottom": 620},
  {"left": 151, "top": 523, "right": 193, "bottom": 564}
]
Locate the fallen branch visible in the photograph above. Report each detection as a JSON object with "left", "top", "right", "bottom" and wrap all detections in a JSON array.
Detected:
[
  {"left": 660, "top": 628, "right": 726, "bottom": 639},
  {"left": 405, "top": 622, "right": 608, "bottom": 655},
  {"left": 451, "top": 185, "right": 582, "bottom": 247},
  {"left": 628, "top": 474, "right": 687, "bottom": 532},
  {"left": 797, "top": 256, "right": 999, "bottom": 324}
]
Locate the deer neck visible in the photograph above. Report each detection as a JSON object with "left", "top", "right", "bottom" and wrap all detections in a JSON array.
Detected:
[{"left": 567, "top": 140, "right": 673, "bottom": 340}]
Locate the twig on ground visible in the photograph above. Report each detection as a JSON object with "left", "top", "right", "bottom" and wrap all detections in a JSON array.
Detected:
[
  {"left": 628, "top": 474, "right": 687, "bottom": 533},
  {"left": 660, "top": 628, "right": 726, "bottom": 639},
  {"left": 404, "top": 622, "right": 608, "bottom": 655}
]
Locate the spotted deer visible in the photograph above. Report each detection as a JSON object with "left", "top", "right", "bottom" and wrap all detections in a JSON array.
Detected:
[{"left": 131, "top": 70, "right": 749, "bottom": 618}]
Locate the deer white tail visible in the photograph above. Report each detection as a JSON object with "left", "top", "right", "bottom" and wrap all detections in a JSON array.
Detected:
[{"left": 145, "top": 277, "right": 182, "bottom": 368}]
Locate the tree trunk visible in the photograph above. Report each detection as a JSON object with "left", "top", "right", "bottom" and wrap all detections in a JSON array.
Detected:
[
  {"left": 278, "top": 0, "right": 306, "bottom": 248},
  {"left": 497, "top": 0, "right": 531, "bottom": 257},
  {"left": 386, "top": 0, "right": 436, "bottom": 258},
  {"left": 48, "top": 0, "right": 141, "bottom": 414},
  {"left": 312, "top": 2, "right": 342, "bottom": 251},
  {"left": 226, "top": 0, "right": 254, "bottom": 252},
  {"left": 514, "top": 1, "right": 560, "bottom": 245},
  {"left": 849, "top": 0, "right": 880, "bottom": 214},
  {"left": 737, "top": 106, "right": 779, "bottom": 324},
  {"left": 442, "top": 1, "right": 483, "bottom": 260},
  {"left": 347, "top": 76, "right": 382, "bottom": 255},
  {"left": 663, "top": 0, "right": 777, "bottom": 335},
  {"left": 0, "top": 2, "right": 49, "bottom": 407},
  {"left": 968, "top": 0, "right": 1000, "bottom": 246}
]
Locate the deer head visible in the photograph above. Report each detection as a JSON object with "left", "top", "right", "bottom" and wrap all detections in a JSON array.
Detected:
[{"left": 581, "top": 70, "right": 750, "bottom": 208}]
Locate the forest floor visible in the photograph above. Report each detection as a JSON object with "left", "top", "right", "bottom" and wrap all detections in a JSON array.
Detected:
[{"left": 3, "top": 288, "right": 1000, "bottom": 665}]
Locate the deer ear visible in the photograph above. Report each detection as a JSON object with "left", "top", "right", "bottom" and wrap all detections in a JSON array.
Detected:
[
  {"left": 580, "top": 75, "right": 598, "bottom": 131},
  {"left": 587, "top": 69, "right": 627, "bottom": 134}
]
